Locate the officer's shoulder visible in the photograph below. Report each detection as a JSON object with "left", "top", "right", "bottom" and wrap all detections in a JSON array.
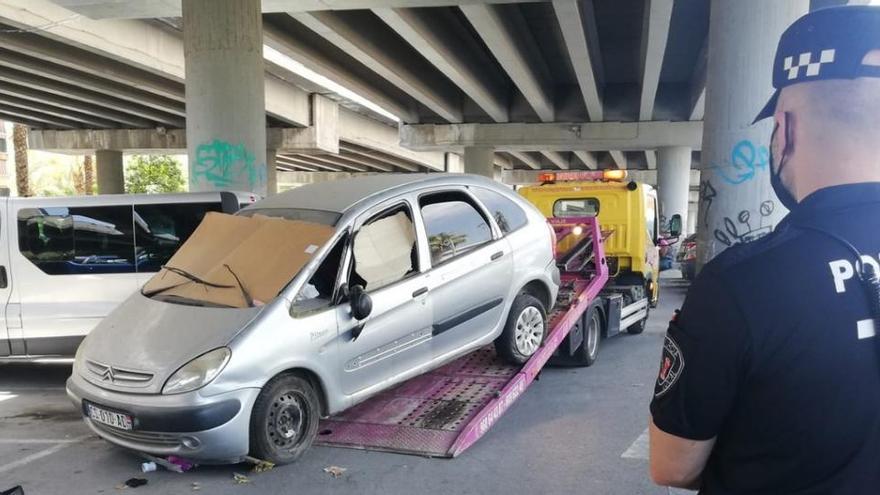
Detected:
[{"left": 701, "top": 221, "right": 803, "bottom": 278}]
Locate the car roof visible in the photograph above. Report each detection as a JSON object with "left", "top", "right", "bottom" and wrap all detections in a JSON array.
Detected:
[{"left": 246, "top": 173, "right": 500, "bottom": 214}]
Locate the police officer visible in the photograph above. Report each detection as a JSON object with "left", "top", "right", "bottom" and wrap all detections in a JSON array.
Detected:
[{"left": 649, "top": 6, "right": 880, "bottom": 493}]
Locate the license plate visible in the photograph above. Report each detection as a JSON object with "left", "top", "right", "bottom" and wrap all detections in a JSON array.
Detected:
[{"left": 86, "top": 403, "right": 133, "bottom": 431}]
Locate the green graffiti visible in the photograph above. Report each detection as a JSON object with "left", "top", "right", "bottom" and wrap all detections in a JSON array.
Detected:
[{"left": 193, "top": 139, "right": 266, "bottom": 190}]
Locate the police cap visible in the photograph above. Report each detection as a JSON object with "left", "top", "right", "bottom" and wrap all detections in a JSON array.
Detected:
[{"left": 754, "top": 6, "right": 880, "bottom": 123}]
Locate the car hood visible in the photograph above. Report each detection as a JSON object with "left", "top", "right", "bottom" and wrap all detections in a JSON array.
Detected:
[{"left": 77, "top": 291, "right": 261, "bottom": 394}]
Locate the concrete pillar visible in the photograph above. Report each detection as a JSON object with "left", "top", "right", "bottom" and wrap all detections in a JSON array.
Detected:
[
  {"left": 657, "top": 147, "right": 691, "bottom": 244},
  {"left": 463, "top": 146, "right": 494, "bottom": 179},
  {"left": 183, "top": 0, "right": 267, "bottom": 196},
  {"left": 95, "top": 150, "right": 124, "bottom": 194},
  {"left": 266, "top": 150, "right": 277, "bottom": 196},
  {"left": 697, "top": 0, "right": 808, "bottom": 268},
  {"left": 687, "top": 201, "right": 698, "bottom": 235}
]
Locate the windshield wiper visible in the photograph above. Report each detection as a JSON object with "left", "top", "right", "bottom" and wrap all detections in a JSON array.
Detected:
[
  {"left": 223, "top": 264, "right": 254, "bottom": 307},
  {"left": 142, "top": 265, "right": 234, "bottom": 298}
]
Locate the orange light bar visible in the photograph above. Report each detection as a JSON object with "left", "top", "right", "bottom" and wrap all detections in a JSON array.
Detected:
[{"left": 539, "top": 170, "right": 628, "bottom": 182}]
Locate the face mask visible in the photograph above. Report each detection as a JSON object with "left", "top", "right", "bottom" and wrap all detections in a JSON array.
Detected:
[{"left": 769, "top": 117, "right": 798, "bottom": 211}]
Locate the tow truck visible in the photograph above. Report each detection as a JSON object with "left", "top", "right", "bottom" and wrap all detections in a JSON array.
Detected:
[{"left": 315, "top": 210, "right": 660, "bottom": 457}]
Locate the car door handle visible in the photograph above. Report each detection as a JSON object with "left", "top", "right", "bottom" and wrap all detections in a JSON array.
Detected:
[
  {"left": 412, "top": 287, "right": 428, "bottom": 298},
  {"left": 491, "top": 251, "right": 504, "bottom": 261}
]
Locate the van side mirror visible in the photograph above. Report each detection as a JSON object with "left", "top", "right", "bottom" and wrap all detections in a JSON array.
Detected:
[
  {"left": 349, "top": 285, "right": 373, "bottom": 321},
  {"left": 668, "top": 214, "right": 683, "bottom": 238}
]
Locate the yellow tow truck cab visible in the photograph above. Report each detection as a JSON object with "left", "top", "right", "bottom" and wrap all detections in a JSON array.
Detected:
[{"left": 518, "top": 170, "right": 661, "bottom": 309}]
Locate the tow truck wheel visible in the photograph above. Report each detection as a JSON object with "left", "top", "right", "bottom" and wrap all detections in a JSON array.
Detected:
[
  {"left": 249, "top": 373, "right": 320, "bottom": 465},
  {"left": 577, "top": 305, "right": 602, "bottom": 366},
  {"left": 496, "top": 293, "right": 547, "bottom": 365}
]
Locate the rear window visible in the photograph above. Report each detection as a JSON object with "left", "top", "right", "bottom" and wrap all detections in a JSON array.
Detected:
[
  {"left": 553, "top": 198, "right": 600, "bottom": 218},
  {"left": 239, "top": 207, "right": 340, "bottom": 226},
  {"left": 470, "top": 187, "right": 528, "bottom": 234}
]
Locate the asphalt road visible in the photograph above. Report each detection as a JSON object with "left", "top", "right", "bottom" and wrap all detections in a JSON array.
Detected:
[{"left": 0, "top": 279, "right": 690, "bottom": 495}]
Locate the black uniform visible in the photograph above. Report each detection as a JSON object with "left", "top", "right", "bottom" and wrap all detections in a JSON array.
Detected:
[{"left": 650, "top": 183, "right": 880, "bottom": 494}]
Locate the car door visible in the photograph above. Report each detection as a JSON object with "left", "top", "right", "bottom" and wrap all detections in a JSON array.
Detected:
[
  {"left": 418, "top": 189, "right": 513, "bottom": 362},
  {"left": 335, "top": 199, "right": 433, "bottom": 398}
]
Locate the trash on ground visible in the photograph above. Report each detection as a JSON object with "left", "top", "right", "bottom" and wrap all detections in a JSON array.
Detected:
[
  {"left": 124, "top": 478, "right": 148, "bottom": 488},
  {"left": 166, "top": 455, "right": 195, "bottom": 472},
  {"left": 244, "top": 455, "right": 275, "bottom": 473},
  {"left": 323, "top": 466, "right": 347, "bottom": 478},
  {"left": 232, "top": 473, "right": 250, "bottom": 484},
  {"left": 137, "top": 452, "right": 186, "bottom": 473},
  {"left": 140, "top": 462, "right": 157, "bottom": 473},
  {"left": 191, "top": 482, "right": 201, "bottom": 491}
]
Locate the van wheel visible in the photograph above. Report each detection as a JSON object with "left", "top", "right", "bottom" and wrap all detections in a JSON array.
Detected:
[
  {"left": 495, "top": 293, "right": 547, "bottom": 365},
  {"left": 249, "top": 374, "right": 320, "bottom": 465}
]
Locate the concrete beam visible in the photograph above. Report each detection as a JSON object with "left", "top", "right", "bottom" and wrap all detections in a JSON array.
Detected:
[
  {"left": 374, "top": 7, "right": 508, "bottom": 122},
  {"left": 0, "top": 106, "right": 83, "bottom": 129},
  {"left": 507, "top": 151, "right": 541, "bottom": 170},
  {"left": 645, "top": 150, "right": 657, "bottom": 170},
  {"left": 0, "top": 0, "right": 310, "bottom": 126},
  {"left": 689, "top": 37, "right": 708, "bottom": 122},
  {"left": 609, "top": 150, "right": 627, "bottom": 169},
  {"left": 638, "top": 0, "right": 674, "bottom": 121},
  {"left": 338, "top": 109, "right": 444, "bottom": 171},
  {"left": 340, "top": 142, "right": 421, "bottom": 172},
  {"left": 553, "top": 0, "right": 603, "bottom": 121},
  {"left": 461, "top": 4, "right": 554, "bottom": 121},
  {"left": 0, "top": 111, "right": 55, "bottom": 129},
  {"left": 293, "top": 10, "right": 463, "bottom": 122},
  {"left": 0, "top": 67, "right": 184, "bottom": 127},
  {"left": 279, "top": 154, "right": 346, "bottom": 172},
  {"left": 400, "top": 121, "right": 703, "bottom": 152},
  {"left": 0, "top": 93, "right": 118, "bottom": 129},
  {"left": 336, "top": 148, "right": 400, "bottom": 172},
  {"left": 275, "top": 155, "right": 321, "bottom": 172},
  {"left": 53, "top": 0, "right": 548, "bottom": 19},
  {"left": 572, "top": 150, "right": 597, "bottom": 170},
  {"left": 540, "top": 151, "right": 570, "bottom": 170},
  {"left": 292, "top": 154, "right": 370, "bottom": 172},
  {"left": 0, "top": 80, "right": 154, "bottom": 128},
  {"left": 494, "top": 153, "right": 512, "bottom": 169},
  {"left": 266, "top": 95, "right": 339, "bottom": 153}
]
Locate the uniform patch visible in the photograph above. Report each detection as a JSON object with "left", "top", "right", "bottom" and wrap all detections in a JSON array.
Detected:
[{"left": 654, "top": 334, "right": 685, "bottom": 398}]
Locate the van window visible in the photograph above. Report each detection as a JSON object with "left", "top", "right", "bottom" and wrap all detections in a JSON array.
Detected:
[
  {"left": 134, "top": 203, "right": 222, "bottom": 272},
  {"left": 553, "top": 198, "right": 600, "bottom": 218},
  {"left": 470, "top": 187, "right": 528, "bottom": 234},
  {"left": 350, "top": 206, "right": 418, "bottom": 291},
  {"left": 420, "top": 192, "right": 492, "bottom": 265},
  {"left": 18, "top": 206, "right": 135, "bottom": 275}
]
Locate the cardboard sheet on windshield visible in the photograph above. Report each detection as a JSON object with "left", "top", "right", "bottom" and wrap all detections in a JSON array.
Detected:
[{"left": 142, "top": 212, "right": 335, "bottom": 308}]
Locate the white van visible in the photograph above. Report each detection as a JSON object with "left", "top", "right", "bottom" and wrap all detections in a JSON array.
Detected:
[{"left": 1, "top": 191, "right": 257, "bottom": 358}]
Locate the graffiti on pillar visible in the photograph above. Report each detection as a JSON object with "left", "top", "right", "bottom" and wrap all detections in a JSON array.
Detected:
[
  {"left": 714, "top": 139, "right": 770, "bottom": 186},
  {"left": 713, "top": 200, "right": 775, "bottom": 247},
  {"left": 699, "top": 180, "right": 717, "bottom": 228},
  {"left": 193, "top": 139, "right": 266, "bottom": 190}
]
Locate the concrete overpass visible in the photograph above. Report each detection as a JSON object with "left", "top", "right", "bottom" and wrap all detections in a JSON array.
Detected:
[{"left": 0, "top": 0, "right": 859, "bottom": 261}]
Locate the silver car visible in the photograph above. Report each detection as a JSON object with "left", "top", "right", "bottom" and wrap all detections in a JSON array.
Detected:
[{"left": 67, "top": 174, "right": 559, "bottom": 464}]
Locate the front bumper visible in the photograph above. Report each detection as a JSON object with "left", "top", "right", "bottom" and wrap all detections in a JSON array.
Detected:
[{"left": 67, "top": 372, "right": 260, "bottom": 463}]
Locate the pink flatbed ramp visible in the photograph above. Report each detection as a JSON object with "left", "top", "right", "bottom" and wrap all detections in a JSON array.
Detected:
[{"left": 315, "top": 217, "right": 609, "bottom": 458}]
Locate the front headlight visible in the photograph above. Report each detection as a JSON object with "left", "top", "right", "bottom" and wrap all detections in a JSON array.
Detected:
[{"left": 162, "top": 348, "right": 231, "bottom": 395}]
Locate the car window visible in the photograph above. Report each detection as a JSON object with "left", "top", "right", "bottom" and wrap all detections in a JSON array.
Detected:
[
  {"left": 553, "top": 198, "right": 600, "bottom": 218},
  {"left": 420, "top": 192, "right": 493, "bottom": 266},
  {"left": 18, "top": 205, "right": 136, "bottom": 275},
  {"left": 292, "top": 234, "right": 347, "bottom": 314},
  {"left": 133, "top": 203, "right": 221, "bottom": 272},
  {"left": 349, "top": 206, "right": 418, "bottom": 291},
  {"left": 238, "top": 207, "right": 340, "bottom": 226},
  {"left": 470, "top": 187, "right": 528, "bottom": 234}
]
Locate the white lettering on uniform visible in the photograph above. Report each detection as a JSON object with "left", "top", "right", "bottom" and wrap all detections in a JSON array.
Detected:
[
  {"left": 830, "top": 259, "right": 854, "bottom": 293},
  {"left": 858, "top": 319, "right": 876, "bottom": 340}
]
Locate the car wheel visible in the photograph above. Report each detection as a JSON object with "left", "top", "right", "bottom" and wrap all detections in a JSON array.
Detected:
[
  {"left": 249, "top": 374, "right": 320, "bottom": 465},
  {"left": 495, "top": 293, "right": 547, "bottom": 365}
]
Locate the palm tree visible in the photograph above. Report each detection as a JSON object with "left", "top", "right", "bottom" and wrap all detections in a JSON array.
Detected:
[
  {"left": 13, "top": 124, "right": 30, "bottom": 197},
  {"left": 429, "top": 232, "right": 468, "bottom": 258},
  {"left": 83, "top": 155, "right": 94, "bottom": 195}
]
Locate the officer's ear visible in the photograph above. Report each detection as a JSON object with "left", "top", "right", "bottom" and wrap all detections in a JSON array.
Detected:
[{"left": 772, "top": 110, "right": 795, "bottom": 164}]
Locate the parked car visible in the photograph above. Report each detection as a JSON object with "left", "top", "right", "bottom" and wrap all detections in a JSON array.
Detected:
[
  {"left": 677, "top": 234, "right": 698, "bottom": 280},
  {"left": 67, "top": 174, "right": 560, "bottom": 464},
  {"left": 2, "top": 190, "right": 256, "bottom": 358}
]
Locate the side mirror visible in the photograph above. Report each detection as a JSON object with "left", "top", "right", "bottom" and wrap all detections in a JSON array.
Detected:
[
  {"left": 349, "top": 285, "right": 373, "bottom": 321},
  {"left": 668, "top": 214, "right": 683, "bottom": 238}
]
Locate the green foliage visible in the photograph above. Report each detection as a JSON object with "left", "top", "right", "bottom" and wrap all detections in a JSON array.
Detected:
[{"left": 125, "top": 155, "right": 185, "bottom": 194}]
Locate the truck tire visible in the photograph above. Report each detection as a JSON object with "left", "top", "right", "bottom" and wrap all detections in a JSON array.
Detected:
[
  {"left": 249, "top": 373, "right": 321, "bottom": 465},
  {"left": 495, "top": 293, "right": 547, "bottom": 365},
  {"left": 627, "top": 308, "right": 648, "bottom": 334},
  {"left": 559, "top": 303, "right": 603, "bottom": 366}
]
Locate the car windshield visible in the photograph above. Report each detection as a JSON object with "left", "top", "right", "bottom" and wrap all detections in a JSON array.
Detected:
[
  {"left": 238, "top": 207, "right": 341, "bottom": 226},
  {"left": 142, "top": 212, "right": 336, "bottom": 309}
]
